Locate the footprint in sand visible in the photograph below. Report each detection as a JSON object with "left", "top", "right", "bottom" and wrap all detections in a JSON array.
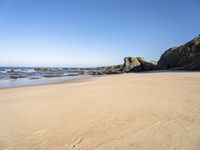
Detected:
[
  {"left": 67, "top": 137, "right": 83, "bottom": 149},
  {"left": 69, "top": 144, "right": 76, "bottom": 149}
]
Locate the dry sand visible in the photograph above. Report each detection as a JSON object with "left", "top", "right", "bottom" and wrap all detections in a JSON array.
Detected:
[{"left": 0, "top": 72, "right": 200, "bottom": 150}]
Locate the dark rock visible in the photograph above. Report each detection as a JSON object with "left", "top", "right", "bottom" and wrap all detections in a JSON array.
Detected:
[
  {"left": 10, "top": 75, "right": 27, "bottom": 79},
  {"left": 29, "top": 77, "right": 40, "bottom": 80},
  {"left": 66, "top": 73, "right": 80, "bottom": 76},
  {"left": 105, "top": 65, "right": 123, "bottom": 74},
  {"left": 44, "top": 74, "right": 64, "bottom": 78},
  {"left": 7, "top": 69, "right": 16, "bottom": 73},
  {"left": 88, "top": 71, "right": 105, "bottom": 75},
  {"left": 139, "top": 60, "right": 157, "bottom": 71},
  {"left": 34, "top": 68, "right": 49, "bottom": 72},
  {"left": 87, "top": 64, "right": 122, "bottom": 75},
  {"left": 158, "top": 35, "right": 200, "bottom": 70}
]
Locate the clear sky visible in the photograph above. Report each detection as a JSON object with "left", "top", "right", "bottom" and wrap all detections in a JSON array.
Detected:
[{"left": 0, "top": 0, "right": 200, "bottom": 67}]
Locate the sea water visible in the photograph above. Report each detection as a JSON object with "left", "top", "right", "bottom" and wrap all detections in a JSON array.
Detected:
[{"left": 0, "top": 67, "right": 94, "bottom": 88}]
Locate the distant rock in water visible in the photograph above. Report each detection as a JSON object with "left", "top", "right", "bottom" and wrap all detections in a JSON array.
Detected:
[
  {"left": 158, "top": 35, "right": 200, "bottom": 70},
  {"left": 10, "top": 75, "right": 27, "bottom": 79},
  {"left": 121, "top": 57, "right": 156, "bottom": 72}
]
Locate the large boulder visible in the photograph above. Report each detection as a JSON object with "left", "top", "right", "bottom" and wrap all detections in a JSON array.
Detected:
[
  {"left": 157, "top": 35, "right": 200, "bottom": 70},
  {"left": 121, "top": 57, "right": 143, "bottom": 72},
  {"left": 121, "top": 57, "right": 156, "bottom": 72}
]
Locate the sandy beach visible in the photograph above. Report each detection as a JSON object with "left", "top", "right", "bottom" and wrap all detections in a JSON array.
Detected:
[{"left": 0, "top": 72, "right": 200, "bottom": 150}]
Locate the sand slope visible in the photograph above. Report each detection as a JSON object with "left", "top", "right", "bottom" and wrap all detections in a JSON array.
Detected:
[{"left": 0, "top": 72, "right": 200, "bottom": 150}]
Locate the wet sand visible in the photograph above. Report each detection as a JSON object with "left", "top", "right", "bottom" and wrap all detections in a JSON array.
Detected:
[{"left": 0, "top": 72, "right": 200, "bottom": 150}]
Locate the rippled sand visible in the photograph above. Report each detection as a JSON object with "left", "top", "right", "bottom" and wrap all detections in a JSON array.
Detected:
[{"left": 0, "top": 72, "right": 200, "bottom": 150}]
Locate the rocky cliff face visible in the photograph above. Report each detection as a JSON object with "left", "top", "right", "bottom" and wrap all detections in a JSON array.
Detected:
[{"left": 158, "top": 35, "right": 200, "bottom": 70}]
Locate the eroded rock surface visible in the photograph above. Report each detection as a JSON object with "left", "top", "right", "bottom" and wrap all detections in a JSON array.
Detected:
[{"left": 158, "top": 35, "right": 200, "bottom": 70}]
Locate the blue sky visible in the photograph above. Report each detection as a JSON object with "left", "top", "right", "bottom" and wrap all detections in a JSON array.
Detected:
[{"left": 0, "top": 0, "right": 200, "bottom": 67}]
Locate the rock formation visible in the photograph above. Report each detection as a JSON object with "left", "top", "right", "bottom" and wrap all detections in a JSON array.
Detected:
[
  {"left": 158, "top": 35, "right": 200, "bottom": 70},
  {"left": 88, "top": 34, "right": 200, "bottom": 75},
  {"left": 121, "top": 57, "right": 156, "bottom": 72},
  {"left": 87, "top": 57, "right": 156, "bottom": 75},
  {"left": 105, "top": 65, "right": 123, "bottom": 74},
  {"left": 121, "top": 57, "right": 143, "bottom": 72}
]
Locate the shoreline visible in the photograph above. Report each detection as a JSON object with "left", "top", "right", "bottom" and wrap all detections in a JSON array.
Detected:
[{"left": 0, "top": 70, "right": 199, "bottom": 90}]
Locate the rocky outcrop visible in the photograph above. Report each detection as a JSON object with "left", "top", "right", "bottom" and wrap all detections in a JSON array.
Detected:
[
  {"left": 121, "top": 57, "right": 143, "bottom": 72},
  {"left": 105, "top": 65, "right": 123, "bottom": 74},
  {"left": 121, "top": 57, "right": 156, "bottom": 72},
  {"left": 87, "top": 57, "right": 156, "bottom": 75},
  {"left": 89, "top": 34, "right": 200, "bottom": 74},
  {"left": 87, "top": 65, "right": 122, "bottom": 75},
  {"left": 158, "top": 35, "right": 200, "bottom": 70},
  {"left": 140, "top": 60, "right": 157, "bottom": 71}
]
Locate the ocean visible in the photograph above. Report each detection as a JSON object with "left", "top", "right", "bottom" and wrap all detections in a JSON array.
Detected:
[{"left": 0, "top": 67, "right": 95, "bottom": 88}]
